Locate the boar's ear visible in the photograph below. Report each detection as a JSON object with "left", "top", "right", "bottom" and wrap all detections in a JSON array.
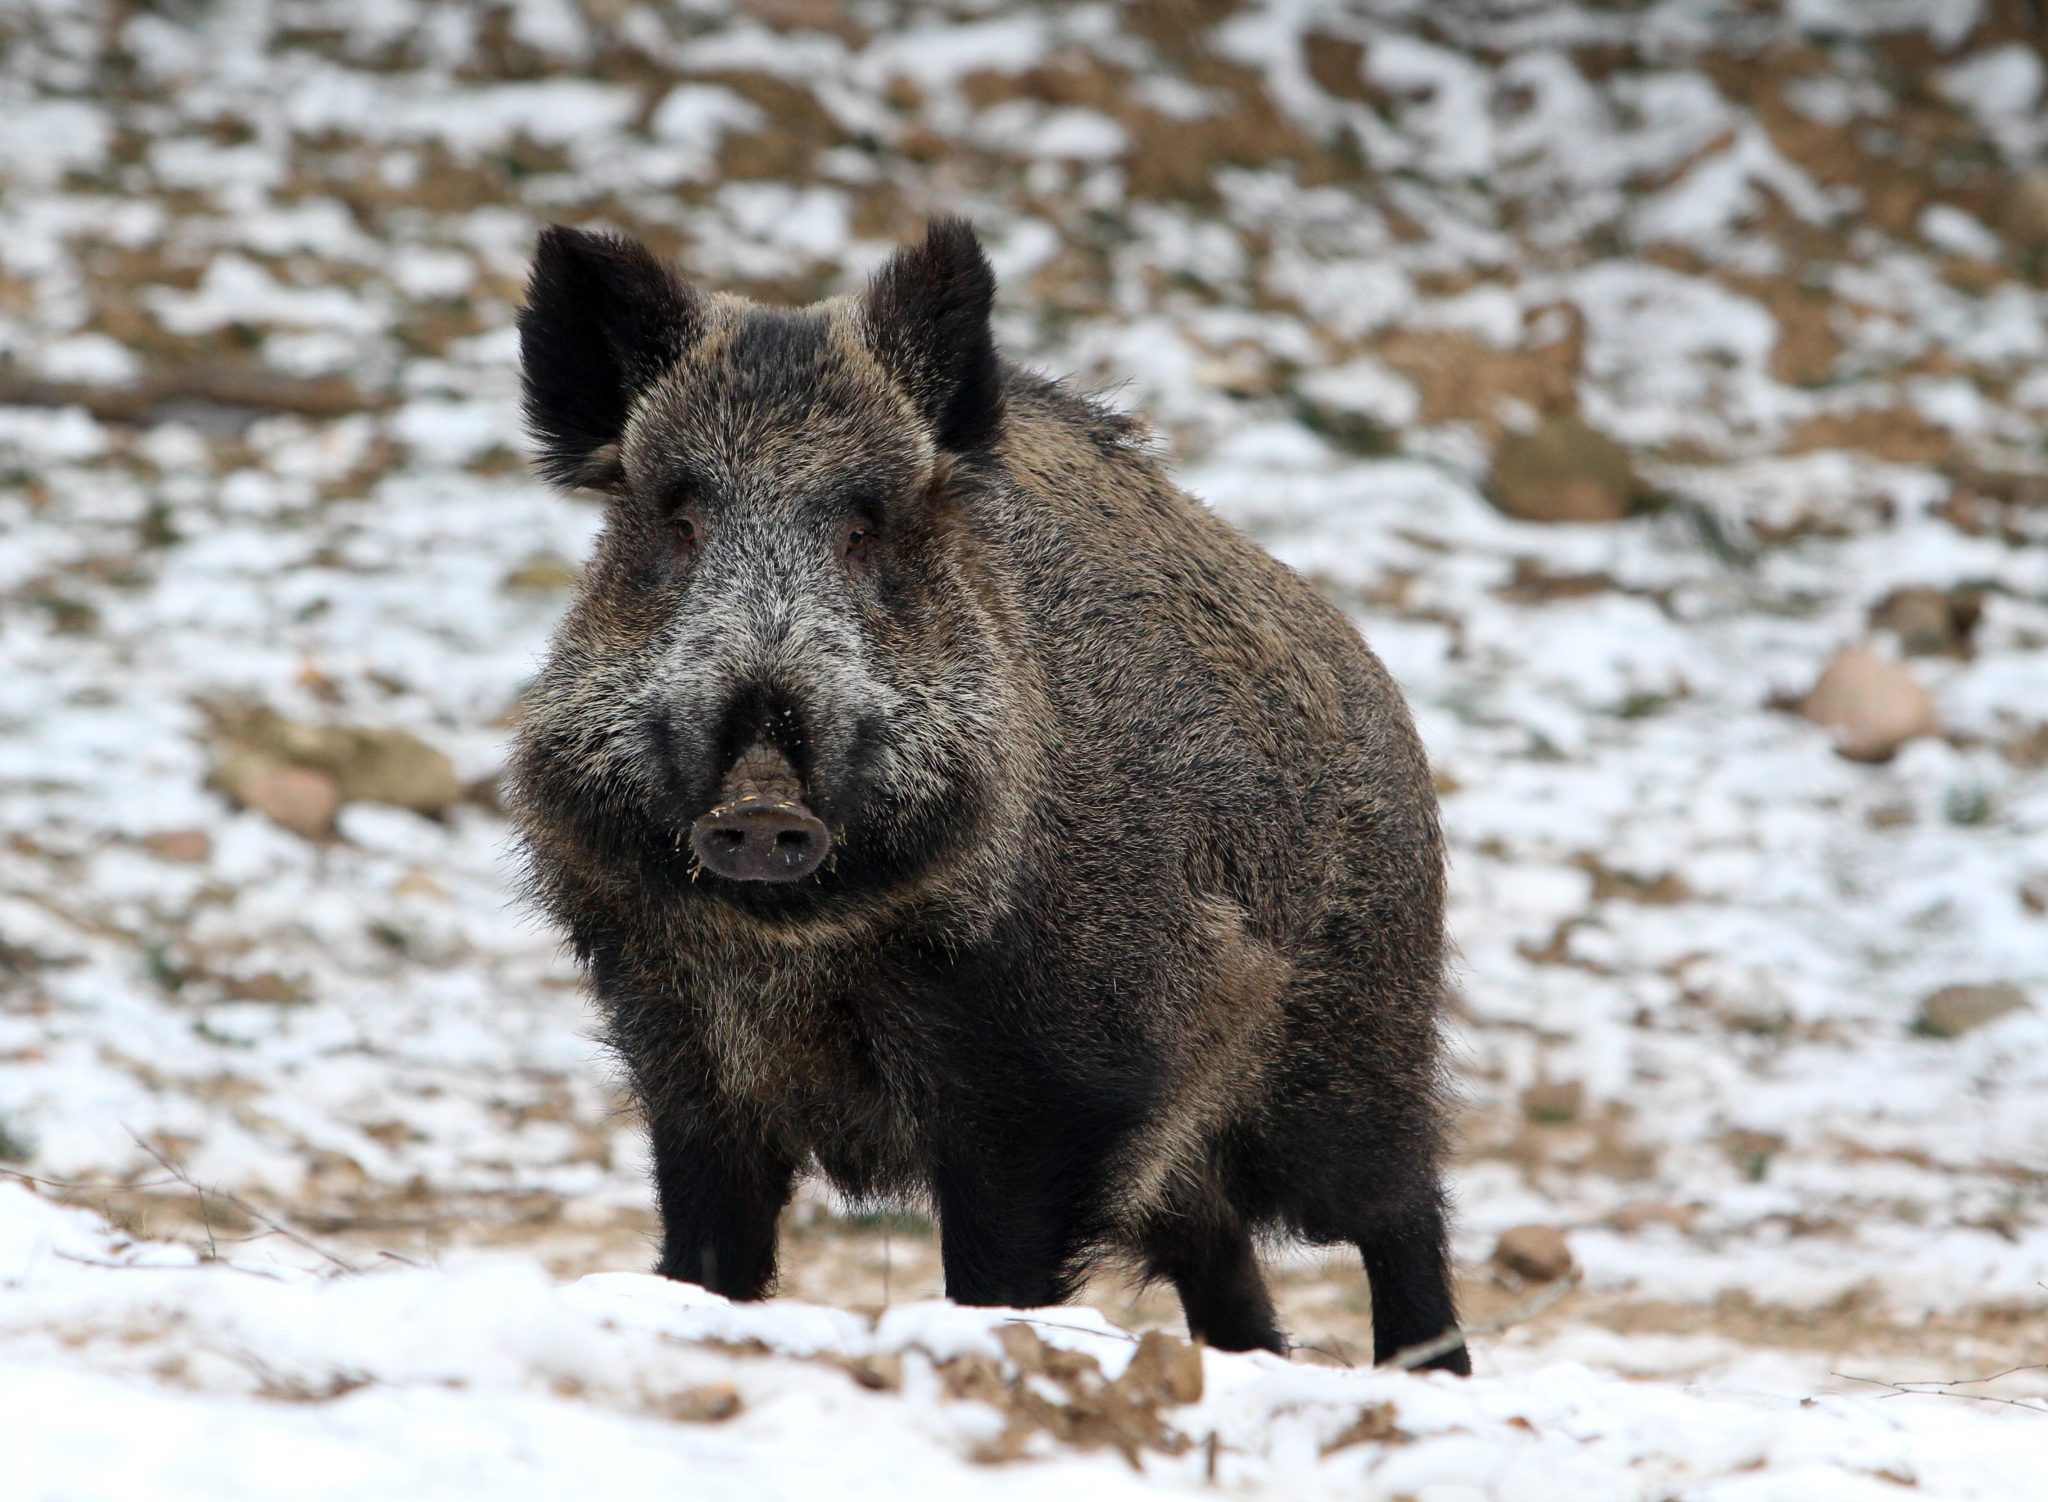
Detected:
[
  {"left": 859, "top": 217, "right": 1003, "bottom": 452},
  {"left": 518, "top": 225, "right": 703, "bottom": 491}
]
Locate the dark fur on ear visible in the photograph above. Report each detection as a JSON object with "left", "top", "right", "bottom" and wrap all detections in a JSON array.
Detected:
[
  {"left": 860, "top": 217, "right": 1003, "bottom": 451},
  {"left": 518, "top": 225, "right": 702, "bottom": 490}
]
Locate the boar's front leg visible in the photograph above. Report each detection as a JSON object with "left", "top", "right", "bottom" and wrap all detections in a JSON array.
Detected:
[
  {"left": 648, "top": 1112, "right": 794, "bottom": 1301},
  {"left": 932, "top": 1153, "right": 1093, "bottom": 1310},
  {"left": 929, "top": 1062, "right": 1149, "bottom": 1309},
  {"left": 915, "top": 952, "right": 1155, "bottom": 1309},
  {"left": 1360, "top": 1193, "right": 1470, "bottom": 1375}
]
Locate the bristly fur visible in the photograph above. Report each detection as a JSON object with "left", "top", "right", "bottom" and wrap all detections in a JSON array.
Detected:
[{"left": 507, "top": 218, "right": 1471, "bottom": 1374}]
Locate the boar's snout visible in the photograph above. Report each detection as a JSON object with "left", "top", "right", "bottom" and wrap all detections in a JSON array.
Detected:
[
  {"left": 691, "top": 800, "right": 830, "bottom": 882},
  {"left": 688, "top": 744, "right": 832, "bottom": 882}
]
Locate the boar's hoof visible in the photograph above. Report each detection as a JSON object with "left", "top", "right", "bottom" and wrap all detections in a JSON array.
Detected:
[{"left": 690, "top": 800, "right": 831, "bottom": 882}]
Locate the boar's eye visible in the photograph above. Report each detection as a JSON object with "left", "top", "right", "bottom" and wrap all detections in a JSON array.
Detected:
[
  {"left": 673, "top": 507, "right": 703, "bottom": 560},
  {"left": 843, "top": 516, "right": 875, "bottom": 567}
]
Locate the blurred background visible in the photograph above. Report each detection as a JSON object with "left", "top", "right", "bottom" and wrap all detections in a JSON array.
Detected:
[{"left": 2, "top": 0, "right": 2045, "bottom": 1380}]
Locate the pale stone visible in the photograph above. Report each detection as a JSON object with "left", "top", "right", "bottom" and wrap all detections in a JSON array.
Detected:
[{"left": 1800, "top": 647, "right": 1938, "bottom": 762}]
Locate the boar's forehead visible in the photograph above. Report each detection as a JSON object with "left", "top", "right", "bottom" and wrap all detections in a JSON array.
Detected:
[{"left": 625, "top": 306, "right": 930, "bottom": 514}]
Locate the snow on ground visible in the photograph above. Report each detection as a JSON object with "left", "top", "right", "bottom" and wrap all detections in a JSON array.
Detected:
[
  {"left": 2, "top": 0, "right": 2045, "bottom": 1494},
  {"left": 4, "top": 1182, "right": 2042, "bottom": 1500}
]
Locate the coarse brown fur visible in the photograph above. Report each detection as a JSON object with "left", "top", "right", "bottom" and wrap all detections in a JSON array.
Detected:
[{"left": 509, "top": 219, "right": 1469, "bottom": 1372}]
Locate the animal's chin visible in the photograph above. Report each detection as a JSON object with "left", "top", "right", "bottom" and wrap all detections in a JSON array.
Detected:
[{"left": 685, "top": 855, "right": 845, "bottom": 924}]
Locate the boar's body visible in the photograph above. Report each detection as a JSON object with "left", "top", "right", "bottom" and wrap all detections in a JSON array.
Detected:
[{"left": 511, "top": 221, "right": 1467, "bottom": 1372}]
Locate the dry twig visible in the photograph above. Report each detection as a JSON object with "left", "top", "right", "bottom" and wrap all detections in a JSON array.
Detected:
[
  {"left": 1831, "top": 1367, "right": 2048, "bottom": 1414},
  {"left": 124, "top": 1128, "right": 361, "bottom": 1275},
  {"left": 1384, "top": 1269, "right": 1581, "bottom": 1371}
]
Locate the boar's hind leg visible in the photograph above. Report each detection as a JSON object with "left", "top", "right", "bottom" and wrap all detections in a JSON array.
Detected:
[
  {"left": 1359, "top": 1194, "right": 1469, "bottom": 1374},
  {"left": 1143, "top": 1212, "right": 1285, "bottom": 1354},
  {"left": 649, "top": 1113, "right": 795, "bottom": 1301}
]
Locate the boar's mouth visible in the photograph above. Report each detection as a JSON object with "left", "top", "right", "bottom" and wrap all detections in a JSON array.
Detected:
[{"left": 686, "top": 745, "right": 832, "bottom": 883}]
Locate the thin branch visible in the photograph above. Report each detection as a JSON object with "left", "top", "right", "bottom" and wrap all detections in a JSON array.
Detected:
[
  {"left": 0, "top": 1166, "right": 184, "bottom": 1195},
  {"left": 1860, "top": 1364, "right": 2045, "bottom": 1390},
  {"left": 1384, "top": 1270, "right": 1581, "bottom": 1371},
  {"left": 1293, "top": 1341, "right": 1357, "bottom": 1369},
  {"left": 221, "top": 1343, "right": 373, "bottom": 1402},
  {"left": 1831, "top": 1368, "right": 2048, "bottom": 1414},
  {"left": 197, "top": 1170, "right": 217, "bottom": 1261},
  {"left": 52, "top": 1250, "right": 192, "bottom": 1271},
  {"left": 124, "top": 1129, "right": 360, "bottom": 1275},
  {"left": 51, "top": 1249, "right": 290, "bottom": 1280},
  {"left": 1000, "top": 1315, "right": 1141, "bottom": 1345}
]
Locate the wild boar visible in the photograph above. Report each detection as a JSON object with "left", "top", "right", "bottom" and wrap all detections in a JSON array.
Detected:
[{"left": 509, "top": 218, "right": 1469, "bottom": 1372}]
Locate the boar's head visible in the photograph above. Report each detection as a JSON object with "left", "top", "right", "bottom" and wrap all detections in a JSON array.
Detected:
[{"left": 511, "top": 219, "right": 1023, "bottom": 923}]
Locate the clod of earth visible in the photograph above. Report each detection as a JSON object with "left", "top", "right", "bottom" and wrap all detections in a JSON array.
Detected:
[
  {"left": 1520, "top": 1079, "right": 1585, "bottom": 1125},
  {"left": 1799, "top": 647, "right": 1939, "bottom": 763},
  {"left": 142, "top": 829, "right": 212, "bottom": 863},
  {"left": 1486, "top": 416, "right": 1643, "bottom": 524},
  {"left": 221, "top": 970, "right": 305, "bottom": 1005},
  {"left": 1115, "top": 1329, "right": 1204, "bottom": 1406},
  {"left": 952, "top": 1323, "right": 1203, "bottom": 1467},
  {"left": 1493, "top": 1224, "right": 1574, "bottom": 1284},
  {"left": 1320, "top": 1401, "right": 1407, "bottom": 1455},
  {"left": 1916, "top": 983, "right": 2029, "bottom": 1039}
]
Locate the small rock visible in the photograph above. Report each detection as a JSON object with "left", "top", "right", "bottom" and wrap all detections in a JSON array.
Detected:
[
  {"left": 143, "top": 829, "right": 211, "bottom": 863},
  {"left": 665, "top": 1382, "right": 742, "bottom": 1424},
  {"left": 1492, "top": 1224, "right": 1573, "bottom": 1283},
  {"left": 840, "top": 1352, "right": 902, "bottom": 1392},
  {"left": 1917, "top": 983, "right": 2028, "bottom": 1038},
  {"left": 226, "top": 764, "right": 341, "bottom": 839},
  {"left": 1487, "top": 416, "right": 1641, "bottom": 524},
  {"left": 1800, "top": 647, "right": 1938, "bottom": 762},
  {"left": 1870, "top": 587, "right": 1980, "bottom": 657},
  {"left": 1520, "top": 1079, "right": 1583, "bottom": 1124}
]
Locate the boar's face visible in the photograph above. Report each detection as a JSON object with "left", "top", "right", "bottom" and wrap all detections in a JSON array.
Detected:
[{"left": 512, "top": 219, "right": 1015, "bottom": 922}]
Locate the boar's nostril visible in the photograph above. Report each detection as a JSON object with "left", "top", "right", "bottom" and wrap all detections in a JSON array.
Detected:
[{"left": 688, "top": 800, "right": 831, "bottom": 883}]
